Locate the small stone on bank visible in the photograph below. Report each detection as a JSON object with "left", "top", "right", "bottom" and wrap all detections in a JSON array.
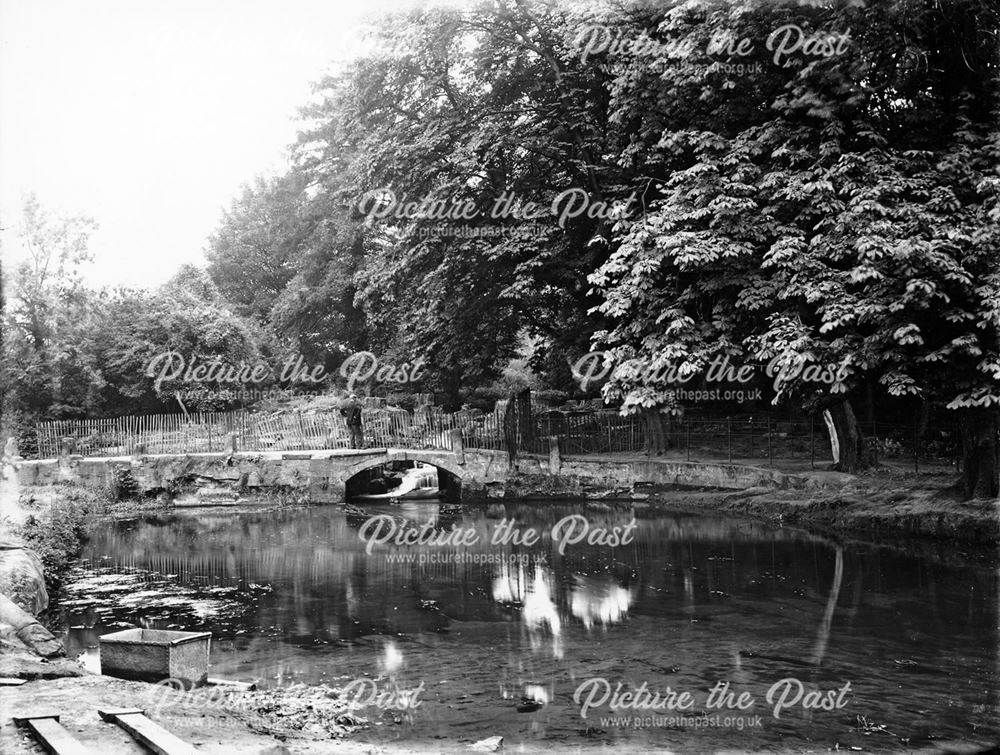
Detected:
[{"left": 470, "top": 735, "right": 503, "bottom": 752}]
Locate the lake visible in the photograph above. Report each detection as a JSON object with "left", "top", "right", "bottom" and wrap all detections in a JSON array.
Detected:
[{"left": 55, "top": 501, "right": 998, "bottom": 752}]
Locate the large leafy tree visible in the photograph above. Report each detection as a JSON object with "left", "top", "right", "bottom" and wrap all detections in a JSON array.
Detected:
[
  {"left": 286, "top": 1, "right": 642, "bottom": 404},
  {"left": 589, "top": 0, "right": 999, "bottom": 493},
  {"left": 199, "top": 0, "right": 997, "bottom": 496},
  {"left": 2, "top": 195, "right": 104, "bottom": 430},
  {"left": 1, "top": 197, "right": 268, "bottom": 436},
  {"left": 96, "top": 266, "right": 267, "bottom": 413},
  {"left": 205, "top": 172, "right": 307, "bottom": 323}
]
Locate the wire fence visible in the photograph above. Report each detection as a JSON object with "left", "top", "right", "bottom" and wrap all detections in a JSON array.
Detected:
[{"left": 34, "top": 406, "right": 960, "bottom": 472}]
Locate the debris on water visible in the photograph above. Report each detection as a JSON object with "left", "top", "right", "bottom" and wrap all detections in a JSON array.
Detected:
[
  {"left": 57, "top": 563, "right": 271, "bottom": 634},
  {"left": 856, "top": 714, "right": 894, "bottom": 736}
]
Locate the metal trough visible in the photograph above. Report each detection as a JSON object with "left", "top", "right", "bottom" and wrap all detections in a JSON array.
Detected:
[{"left": 98, "top": 628, "right": 211, "bottom": 686}]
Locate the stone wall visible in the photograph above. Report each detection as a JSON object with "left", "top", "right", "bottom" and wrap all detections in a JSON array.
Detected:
[{"left": 13, "top": 443, "right": 811, "bottom": 503}]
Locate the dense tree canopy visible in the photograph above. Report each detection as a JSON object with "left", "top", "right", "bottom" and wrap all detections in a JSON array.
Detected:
[{"left": 3, "top": 0, "right": 997, "bottom": 496}]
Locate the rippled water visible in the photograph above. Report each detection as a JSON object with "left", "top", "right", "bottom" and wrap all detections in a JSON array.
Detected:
[{"left": 55, "top": 501, "right": 998, "bottom": 752}]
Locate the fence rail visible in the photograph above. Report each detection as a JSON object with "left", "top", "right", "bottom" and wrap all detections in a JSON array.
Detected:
[
  {"left": 34, "top": 407, "right": 960, "bottom": 472},
  {"left": 34, "top": 407, "right": 504, "bottom": 459}
]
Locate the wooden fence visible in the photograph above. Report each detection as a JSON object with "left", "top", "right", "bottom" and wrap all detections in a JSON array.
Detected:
[
  {"left": 35, "top": 407, "right": 958, "bottom": 472},
  {"left": 35, "top": 407, "right": 508, "bottom": 459}
]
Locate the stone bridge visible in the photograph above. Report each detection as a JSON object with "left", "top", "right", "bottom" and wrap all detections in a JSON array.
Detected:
[{"left": 12, "top": 439, "right": 812, "bottom": 502}]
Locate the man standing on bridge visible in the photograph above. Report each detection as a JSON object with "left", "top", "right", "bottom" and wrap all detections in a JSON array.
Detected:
[{"left": 341, "top": 393, "right": 364, "bottom": 449}]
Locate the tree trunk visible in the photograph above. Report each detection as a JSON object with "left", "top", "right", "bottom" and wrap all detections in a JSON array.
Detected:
[
  {"left": 642, "top": 408, "right": 669, "bottom": 456},
  {"left": 515, "top": 388, "right": 533, "bottom": 446},
  {"left": 917, "top": 398, "right": 930, "bottom": 438},
  {"left": 959, "top": 408, "right": 999, "bottom": 500},
  {"left": 442, "top": 371, "right": 463, "bottom": 413},
  {"left": 827, "top": 400, "right": 873, "bottom": 473}
]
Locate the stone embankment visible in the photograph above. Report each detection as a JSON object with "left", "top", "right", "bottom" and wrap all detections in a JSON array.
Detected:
[{"left": 0, "top": 440, "right": 64, "bottom": 659}]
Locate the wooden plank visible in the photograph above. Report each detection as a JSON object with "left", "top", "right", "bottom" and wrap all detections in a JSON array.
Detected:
[
  {"left": 0, "top": 676, "right": 27, "bottom": 685},
  {"left": 12, "top": 714, "right": 93, "bottom": 755},
  {"left": 98, "top": 708, "right": 198, "bottom": 755}
]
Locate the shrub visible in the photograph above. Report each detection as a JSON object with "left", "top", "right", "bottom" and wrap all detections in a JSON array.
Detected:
[
  {"left": 18, "top": 501, "right": 88, "bottom": 585},
  {"left": 105, "top": 466, "right": 140, "bottom": 501}
]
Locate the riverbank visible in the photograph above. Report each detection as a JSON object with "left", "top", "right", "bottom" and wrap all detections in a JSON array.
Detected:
[
  {"left": 0, "top": 663, "right": 372, "bottom": 755},
  {"left": 649, "top": 469, "right": 999, "bottom": 547},
  {"left": 500, "top": 457, "right": 998, "bottom": 547}
]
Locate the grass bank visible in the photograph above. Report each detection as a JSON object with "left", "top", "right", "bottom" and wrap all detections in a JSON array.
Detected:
[{"left": 12, "top": 479, "right": 171, "bottom": 602}]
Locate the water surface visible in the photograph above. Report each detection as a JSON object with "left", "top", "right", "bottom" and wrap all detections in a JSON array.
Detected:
[{"left": 56, "top": 501, "right": 999, "bottom": 752}]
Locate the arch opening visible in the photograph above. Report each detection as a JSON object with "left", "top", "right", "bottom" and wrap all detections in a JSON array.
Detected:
[{"left": 344, "top": 460, "right": 462, "bottom": 503}]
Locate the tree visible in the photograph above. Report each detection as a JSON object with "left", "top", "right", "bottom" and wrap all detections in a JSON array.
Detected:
[
  {"left": 97, "top": 267, "right": 267, "bottom": 413},
  {"left": 287, "top": 1, "right": 639, "bottom": 401},
  {"left": 588, "top": 0, "right": 999, "bottom": 490},
  {"left": 2, "top": 195, "right": 104, "bottom": 430},
  {"left": 206, "top": 171, "right": 312, "bottom": 323}
]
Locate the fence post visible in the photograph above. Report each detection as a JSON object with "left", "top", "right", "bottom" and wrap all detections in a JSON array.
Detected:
[
  {"left": 872, "top": 416, "right": 878, "bottom": 466},
  {"left": 913, "top": 419, "right": 919, "bottom": 474},
  {"left": 686, "top": 422, "right": 691, "bottom": 462},
  {"left": 449, "top": 428, "right": 465, "bottom": 465},
  {"left": 749, "top": 420, "right": 754, "bottom": 461},
  {"left": 548, "top": 435, "right": 561, "bottom": 475},
  {"left": 727, "top": 417, "right": 732, "bottom": 464},
  {"left": 810, "top": 416, "right": 815, "bottom": 470},
  {"left": 767, "top": 416, "right": 772, "bottom": 468},
  {"left": 955, "top": 422, "right": 962, "bottom": 473},
  {"left": 297, "top": 411, "right": 306, "bottom": 451}
]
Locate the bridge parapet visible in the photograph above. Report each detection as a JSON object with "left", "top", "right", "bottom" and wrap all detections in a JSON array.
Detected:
[{"left": 13, "top": 445, "right": 808, "bottom": 503}]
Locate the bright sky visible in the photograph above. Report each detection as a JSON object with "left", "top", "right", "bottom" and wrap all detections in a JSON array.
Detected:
[{"left": 0, "top": 0, "right": 432, "bottom": 289}]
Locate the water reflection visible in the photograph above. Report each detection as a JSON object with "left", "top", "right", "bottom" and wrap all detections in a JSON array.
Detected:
[
  {"left": 492, "top": 562, "right": 564, "bottom": 657},
  {"left": 570, "top": 576, "right": 633, "bottom": 630},
  {"left": 55, "top": 502, "right": 999, "bottom": 751}
]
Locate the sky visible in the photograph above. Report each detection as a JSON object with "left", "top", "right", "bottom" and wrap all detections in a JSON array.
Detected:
[{"left": 0, "top": 0, "right": 433, "bottom": 289}]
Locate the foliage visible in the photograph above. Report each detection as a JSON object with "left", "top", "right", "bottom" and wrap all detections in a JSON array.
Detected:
[
  {"left": 16, "top": 487, "right": 102, "bottom": 588},
  {"left": 2, "top": 0, "right": 996, "bottom": 493},
  {"left": 2, "top": 207, "right": 268, "bottom": 428},
  {"left": 582, "top": 0, "right": 999, "bottom": 481},
  {"left": 105, "top": 466, "right": 140, "bottom": 502}
]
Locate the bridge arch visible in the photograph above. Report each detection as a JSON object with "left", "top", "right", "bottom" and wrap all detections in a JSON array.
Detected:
[{"left": 339, "top": 450, "right": 465, "bottom": 502}]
